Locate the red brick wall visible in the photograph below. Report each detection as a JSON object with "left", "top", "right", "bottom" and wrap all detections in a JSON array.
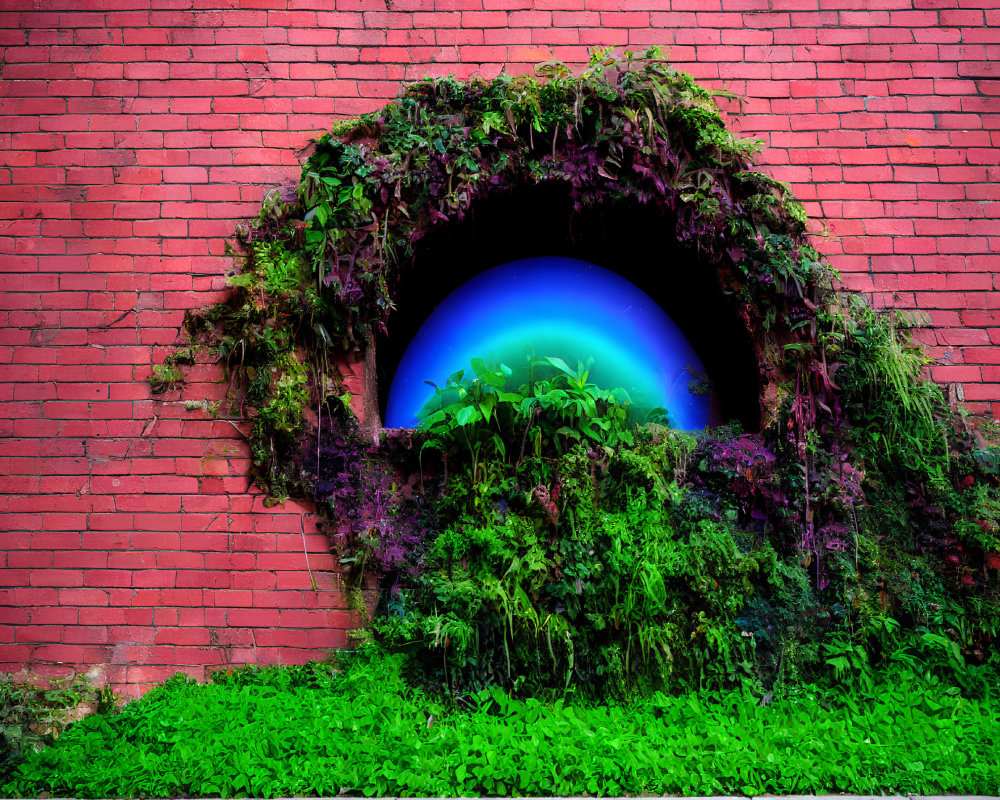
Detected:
[{"left": 1, "top": 0, "right": 998, "bottom": 695}]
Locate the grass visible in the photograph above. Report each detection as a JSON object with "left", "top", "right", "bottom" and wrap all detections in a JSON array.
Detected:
[{"left": 2, "top": 651, "right": 998, "bottom": 798}]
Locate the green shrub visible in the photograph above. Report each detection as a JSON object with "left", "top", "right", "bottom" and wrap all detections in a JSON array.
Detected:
[
  {"left": 3, "top": 652, "right": 999, "bottom": 798},
  {"left": 0, "top": 673, "right": 113, "bottom": 783}
]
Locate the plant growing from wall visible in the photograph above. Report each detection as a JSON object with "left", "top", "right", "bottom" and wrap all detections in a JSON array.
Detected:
[
  {"left": 0, "top": 673, "right": 115, "bottom": 782},
  {"left": 168, "top": 47, "right": 1000, "bottom": 696}
]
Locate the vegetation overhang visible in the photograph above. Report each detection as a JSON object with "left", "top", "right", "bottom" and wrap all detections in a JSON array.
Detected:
[{"left": 162, "top": 48, "right": 1000, "bottom": 696}]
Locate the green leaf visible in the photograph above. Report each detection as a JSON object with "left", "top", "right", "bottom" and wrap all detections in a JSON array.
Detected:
[
  {"left": 541, "top": 355, "right": 574, "bottom": 377},
  {"left": 314, "top": 203, "right": 330, "bottom": 228},
  {"left": 480, "top": 395, "right": 496, "bottom": 423},
  {"left": 420, "top": 409, "right": 447, "bottom": 427},
  {"left": 491, "top": 433, "right": 506, "bottom": 460},
  {"left": 469, "top": 357, "right": 489, "bottom": 378}
]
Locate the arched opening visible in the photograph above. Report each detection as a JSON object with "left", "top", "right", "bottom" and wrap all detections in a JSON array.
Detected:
[
  {"left": 376, "top": 183, "right": 761, "bottom": 432},
  {"left": 384, "top": 256, "right": 717, "bottom": 430}
]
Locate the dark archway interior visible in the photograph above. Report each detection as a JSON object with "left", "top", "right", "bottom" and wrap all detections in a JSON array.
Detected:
[{"left": 376, "top": 183, "right": 761, "bottom": 432}]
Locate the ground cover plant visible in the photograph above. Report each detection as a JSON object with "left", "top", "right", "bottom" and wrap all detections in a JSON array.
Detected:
[
  {"left": 3, "top": 651, "right": 999, "bottom": 798},
  {"left": 0, "top": 673, "right": 114, "bottom": 783},
  {"left": 161, "top": 47, "right": 1000, "bottom": 699}
]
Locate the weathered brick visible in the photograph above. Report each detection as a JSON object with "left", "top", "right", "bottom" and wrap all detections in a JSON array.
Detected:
[{"left": 153, "top": 628, "right": 210, "bottom": 646}]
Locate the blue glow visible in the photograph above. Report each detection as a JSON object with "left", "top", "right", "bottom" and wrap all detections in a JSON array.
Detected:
[{"left": 385, "top": 257, "right": 713, "bottom": 430}]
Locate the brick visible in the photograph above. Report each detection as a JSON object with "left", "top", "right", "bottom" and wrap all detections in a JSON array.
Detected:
[
  {"left": 227, "top": 608, "right": 280, "bottom": 627},
  {"left": 62, "top": 626, "right": 109, "bottom": 645},
  {"left": 279, "top": 609, "right": 331, "bottom": 627},
  {"left": 204, "top": 588, "right": 253, "bottom": 608},
  {"left": 84, "top": 570, "right": 133, "bottom": 588},
  {"left": 0, "top": 604, "right": 30, "bottom": 626},
  {"left": 29, "top": 570, "right": 83, "bottom": 588},
  {"left": 107, "top": 626, "right": 157, "bottom": 645},
  {"left": 156, "top": 589, "right": 203, "bottom": 607},
  {"left": 153, "top": 628, "right": 210, "bottom": 646},
  {"left": 30, "top": 644, "right": 88, "bottom": 663},
  {"left": 132, "top": 570, "right": 177, "bottom": 589},
  {"left": 252, "top": 629, "right": 307, "bottom": 648},
  {"left": 153, "top": 608, "right": 179, "bottom": 626}
]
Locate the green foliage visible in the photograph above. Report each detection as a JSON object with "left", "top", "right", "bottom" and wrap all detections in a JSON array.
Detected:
[
  {"left": 148, "top": 47, "right": 1000, "bottom": 702},
  {"left": 4, "top": 652, "right": 1000, "bottom": 798},
  {"left": 228, "top": 241, "right": 311, "bottom": 297},
  {"left": 417, "top": 357, "right": 635, "bottom": 511},
  {"left": 147, "top": 364, "right": 184, "bottom": 394},
  {"left": 254, "top": 353, "right": 309, "bottom": 442},
  {"left": 1, "top": 673, "right": 113, "bottom": 783},
  {"left": 202, "top": 233, "right": 331, "bottom": 497},
  {"left": 835, "top": 303, "right": 948, "bottom": 480},
  {"left": 368, "top": 364, "right": 769, "bottom": 695},
  {"left": 162, "top": 46, "right": 824, "bottom": 501},
  {"left": 356, "top": 343, "right": 1000, "bottom": 696}
]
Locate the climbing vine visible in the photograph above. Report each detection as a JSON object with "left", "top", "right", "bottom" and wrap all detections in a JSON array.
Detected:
[{"left": 171, "top": 48, "right": 1000, "bottom": 697}]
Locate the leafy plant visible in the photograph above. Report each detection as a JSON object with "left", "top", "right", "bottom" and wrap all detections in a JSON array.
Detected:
[
  {"left": 148, "top": 47, "right": 1000, "bottom": 699},
  {"left": 147, "top": 364, "right": 184, "bottom": 394},
  {"left": 1, "top": 673, "right": 112, "bottom": 783},
  {"left": 417, "top": 356, "right": 635, "bottom": 509},
  {"left": 4, "top": 652, "right": 1000, "bottom": 798}
]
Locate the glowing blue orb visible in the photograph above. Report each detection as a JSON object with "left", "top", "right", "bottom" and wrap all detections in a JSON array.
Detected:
[{"left": 385, "top": 257, "right": 713, "bottom": 430}]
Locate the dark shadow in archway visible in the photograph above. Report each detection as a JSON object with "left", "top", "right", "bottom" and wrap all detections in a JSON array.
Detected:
[{"left": 376, "top": 183, "right": 761, "bottom": 433}]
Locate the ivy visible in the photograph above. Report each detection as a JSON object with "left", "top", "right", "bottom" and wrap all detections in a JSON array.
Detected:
[{"left": 166, "top": 48, "right": 1000, "bottom": 696}]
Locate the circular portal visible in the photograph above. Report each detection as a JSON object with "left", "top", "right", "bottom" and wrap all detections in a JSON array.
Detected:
[{"left": 385, "top": 257, "right": 715, "bottom": 430}]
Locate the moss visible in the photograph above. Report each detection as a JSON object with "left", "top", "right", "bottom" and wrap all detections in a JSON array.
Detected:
[{"left": 147, "top": 364, "right": 184, "bottom": 394}]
